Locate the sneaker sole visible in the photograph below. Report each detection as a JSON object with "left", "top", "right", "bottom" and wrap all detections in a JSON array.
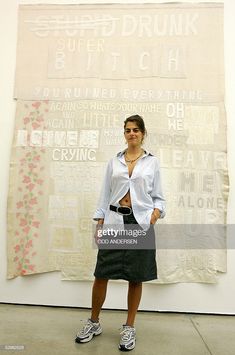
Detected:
[
  {"left": 119, "top": 341, "right": 136, "bottom": 351},
  {"left": 75, "top": 329, "right": 102, "bottom": 343}
]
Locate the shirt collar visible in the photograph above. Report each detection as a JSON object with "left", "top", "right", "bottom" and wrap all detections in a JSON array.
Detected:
[{"left": 117, "top": 149, "right": 153, "bottom": 162}]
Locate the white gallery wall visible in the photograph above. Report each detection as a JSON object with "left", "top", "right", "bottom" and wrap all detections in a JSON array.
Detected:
[{"left": 0, "top": 0, "right": 235, "bottom": 313}]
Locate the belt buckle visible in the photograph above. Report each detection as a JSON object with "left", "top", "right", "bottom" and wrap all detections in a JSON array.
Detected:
[{"left": 117, "top": 206, "right": 132, "bottom": 216}]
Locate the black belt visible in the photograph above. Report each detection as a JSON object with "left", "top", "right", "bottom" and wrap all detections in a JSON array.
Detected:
[{"left": 110, "top": 205, "right": 132, "bottom": 216}]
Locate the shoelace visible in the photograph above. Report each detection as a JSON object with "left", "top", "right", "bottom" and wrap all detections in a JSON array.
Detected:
[
  {"left": 79, "top": 319, "right": 94, "bottom": 335},
  {"left": 120, "top": 327, "right": 135, "bottom": 342}
]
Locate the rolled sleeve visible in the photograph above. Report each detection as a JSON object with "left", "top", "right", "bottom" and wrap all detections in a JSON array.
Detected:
[
  {"left": 93, "top": 160, "right": 113, "bottom": 221},
  {"left": 151, "top": 160, "right": 166, "bottom": 219}
]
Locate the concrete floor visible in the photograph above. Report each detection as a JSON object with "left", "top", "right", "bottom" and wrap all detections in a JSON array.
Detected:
[{"left": 0, "top": 304, "right": 235, "bottom": 355}]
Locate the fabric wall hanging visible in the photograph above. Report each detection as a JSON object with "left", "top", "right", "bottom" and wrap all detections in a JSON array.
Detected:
[{"left": 7, "top": 3, "right": 228, "bottom": 282}]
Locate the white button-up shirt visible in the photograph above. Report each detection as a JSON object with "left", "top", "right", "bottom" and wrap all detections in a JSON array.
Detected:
[{"left": 93, "top": 149, "right": 166, "bottom": 230}]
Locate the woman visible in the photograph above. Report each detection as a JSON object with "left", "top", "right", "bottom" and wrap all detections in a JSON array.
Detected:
[{"left": 75, "top": 115, "right": 166, "bottom": 351}]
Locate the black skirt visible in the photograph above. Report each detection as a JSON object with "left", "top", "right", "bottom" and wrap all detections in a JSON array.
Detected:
[{"left": 94, "top": 213, "right": 157, "bottom": 282}]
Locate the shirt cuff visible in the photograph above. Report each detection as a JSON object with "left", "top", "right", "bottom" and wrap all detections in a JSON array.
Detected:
[
  {"left": 93, "top": 209, "right": 106, "bottom": 221},
  {"left": 154, "top": 206, "right": 166, "bottom": 219}
]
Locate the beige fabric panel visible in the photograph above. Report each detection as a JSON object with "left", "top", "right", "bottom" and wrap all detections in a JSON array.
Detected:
[{"left": 14, "top": 3, "right": 224, "bottom": 102}]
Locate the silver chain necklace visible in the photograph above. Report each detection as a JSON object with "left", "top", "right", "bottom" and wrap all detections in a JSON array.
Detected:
[{"left": 125, "top": 150, "right": 143, "bottom": 164}]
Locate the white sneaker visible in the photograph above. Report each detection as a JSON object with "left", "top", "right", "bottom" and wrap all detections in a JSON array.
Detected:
[
  {"left": 119, "top": 325, "right": 136, "bottom": 351},
  {"left": 75, "top": 319, "right": 102, "bottom": 343}
]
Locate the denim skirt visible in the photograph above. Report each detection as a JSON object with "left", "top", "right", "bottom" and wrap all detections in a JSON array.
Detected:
[{"left": 94, "top": 212, "right": 157, "bottom": 282}]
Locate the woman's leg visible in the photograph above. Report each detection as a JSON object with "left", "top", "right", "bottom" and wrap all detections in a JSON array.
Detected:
[
  {"left": 90, "top": 278, "right": 109, "bottom": 322},
  {"left": 125, "top": 281, "right": 142, "bottom": 326}
]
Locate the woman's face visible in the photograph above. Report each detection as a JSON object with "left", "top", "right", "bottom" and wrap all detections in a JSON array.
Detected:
[{"left": 124, "top": 121, "right": 144, "bottom": 147}]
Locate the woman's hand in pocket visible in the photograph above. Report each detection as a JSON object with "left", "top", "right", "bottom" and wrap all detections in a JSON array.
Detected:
[
  {"left": 150, "top": 209, "right": 161, "bottom": 224},
  {"left": 94, "top": 219, "right": 104, "bottom": 245}
]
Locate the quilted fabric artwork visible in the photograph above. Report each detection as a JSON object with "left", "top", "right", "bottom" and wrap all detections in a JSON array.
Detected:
[{"left": 7, "top": 3, "right": 229, "bottom": 282}]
